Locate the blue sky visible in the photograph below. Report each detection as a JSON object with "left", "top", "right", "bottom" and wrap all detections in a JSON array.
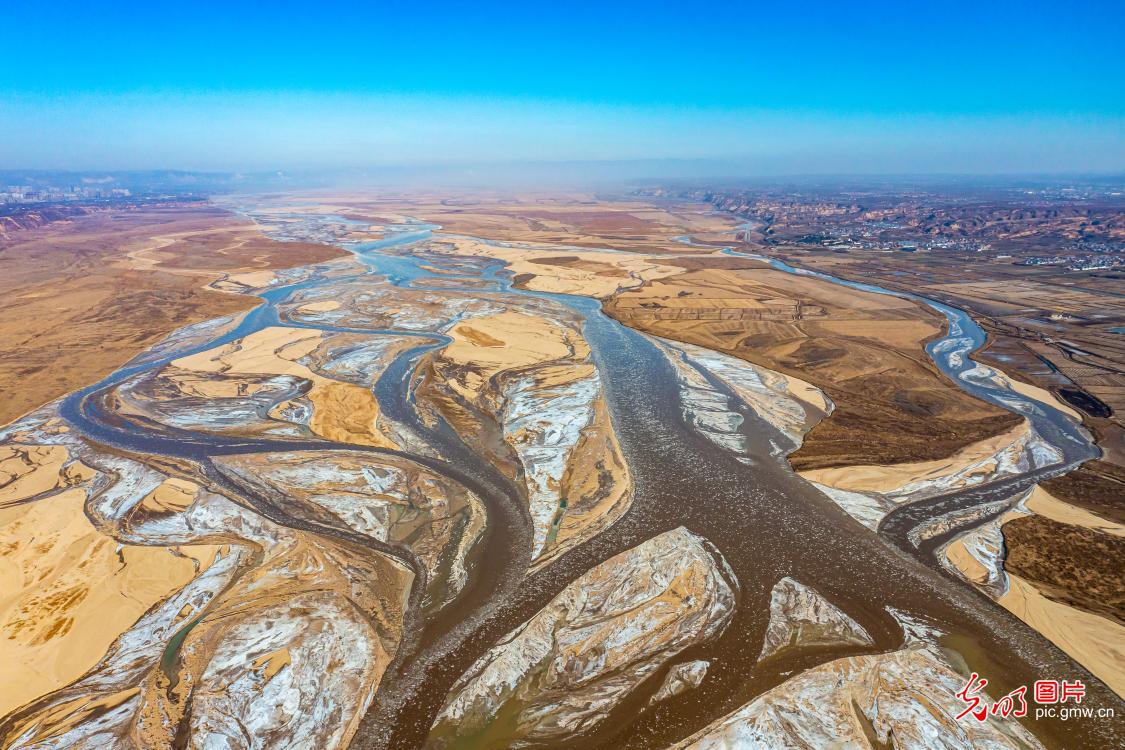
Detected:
[{"left": 3, "top": 1, "right": 1123, "bottom": 173}]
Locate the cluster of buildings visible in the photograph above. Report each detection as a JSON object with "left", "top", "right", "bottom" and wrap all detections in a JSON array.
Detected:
[
  {"left": 0, "top": 184, "right": 131, "bottom": 204},
  {"left": 792, "top": 225, "right": 992, "bottom": 255},
  {"left": 1018, "top": 239, "right": 1125, "bottom": 271},
  {"left": 1019, "top": 255, "right": 1123, "bottom": 271}
]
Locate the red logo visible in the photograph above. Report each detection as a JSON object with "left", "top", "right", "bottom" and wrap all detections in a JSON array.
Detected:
[
  {"left": 990, "top": 686, "right": 1027, "bottom": 718},
  {"left": 956, "top": 672, "right": 989, "bottom": 722},
  {"left": 1034, "top": 680, "right": 1059, "bottom": 704},
  {"left": 1062, "top": 680, "right": 1086, "bottom": 704}
]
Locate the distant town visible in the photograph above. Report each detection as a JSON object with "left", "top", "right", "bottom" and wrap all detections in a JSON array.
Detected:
[{"left": 0, "top": 183, "right": 132, "bottom": 204}]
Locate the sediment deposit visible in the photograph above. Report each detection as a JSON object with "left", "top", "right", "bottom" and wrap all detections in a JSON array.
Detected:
[
  {"left": 0, "top": 200, "right": 644, "bottom": 747},
  {"left": 426, "top": 527, "right": 737, "bottom": 748},
  {"left": 0, "top": 409, "right": 412, "bottom": 749},
  {"left": 0, "top": 204, "right": 345, "bottom": 425},
  {"left": 675, "top": 614, "right": 1043, "bottom": 750},
  {"left": 656, "top": 337, "right": 829, "bottom": 459},
  {"left": 803, "top": 419, "right": 1063, "bottom": 529},
  {"left": 758, "top": 577, "right": 873, "bottom": 660},
  {"left": 419, "top": 306, "right": 632, "bottom": 567},
  {"left": 942, "top": 485, "right": 1125, "bottom": 697}
]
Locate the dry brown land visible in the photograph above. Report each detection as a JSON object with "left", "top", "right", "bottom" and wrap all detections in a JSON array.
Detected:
[
  {"left": 679, "top": 187, "right": 1124, "bottom": 467},
  {"left": 746, "top": 248, "right": 1125, "bottom": 529},
  {"left": 3, "top": 191, "right": 1118, "bottom": 747},
  {"left": 603, "top": 256, "right": 1022, "bottom": 469},
  {"left": 1002, "top": 513, "right": 1125, "bottom": 625},
  {"left": 724, "top": 247, "right": 1125, "bottom": 460},
  {"left": 678, "top": 188, "right": 1124, "bottom": 685},
  {"left": 1039, "top": 460, "right": 1125, "bottom": 524},
  {"left": 292, "top": 190, "right": 739, "bottom": 253},
  {"left": 291, "top": 191, "right": 1024, "bottom": 470},
  {"left": 0, "top": 204, "right": 343, "bottom": 425}
]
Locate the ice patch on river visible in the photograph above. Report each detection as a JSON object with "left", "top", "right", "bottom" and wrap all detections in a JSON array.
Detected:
[
  {"left": 654, "top": 338, "right": 826, "bottom": 460},
  {"left": 939, "top": 490, "right": 1033, "bottom": 599},
  {"left": 805, "top": 421, "right": 1062, "bottom": 530},
  {"left": 674, "top": 607, "right": 1043, "bottom": 750},
  {"left": 428, "top": 527, "right": 736, "bottom": 748},
  {"left": 500, "top": 368, "right": 600, "bottom": 558}
]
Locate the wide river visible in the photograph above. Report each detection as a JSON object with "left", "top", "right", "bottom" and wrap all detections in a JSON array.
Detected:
[{"left": 57, "top": 206, "right": 1121, "bottom": 749}]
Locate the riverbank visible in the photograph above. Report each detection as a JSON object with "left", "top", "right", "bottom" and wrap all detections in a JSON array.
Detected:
[
  {"left": 0, "top": 203, "right": 345, "bottom": 426},
  {"left": 602, "top": 255, "right": 1026, "bottom": 469}
]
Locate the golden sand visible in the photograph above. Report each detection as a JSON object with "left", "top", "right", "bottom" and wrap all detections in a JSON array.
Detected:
[
  {"left": 434, "top": 237, "right": 684, "bottom": 298},
  {"left": 1006, "top": 377, "right": 1084, "bottom": 421},
  {"left": 173, "top": 326, "right": 323, "bottom": 378},
  {"left": 308, "top": 381, "right": 398, "bottom": 449},
  {"left": 944, "top": 538, "right": 994, "bottom": 588},
  {"left": 298, "top": 300, "right": 342, "bottom": 313},
  {"left": 0, "top": 488, "right": 218, "bottom": 716},
  {"left": 252, "top": 647, "right": 293, "bottom": 680},
  {"left": 0, "top": 445, "right": 73, "bottom": 505},
  {"left": 437, "top": 312, "right": 583, "bottom": 405},
  {"left": 800, "top": 420, "right": 1031, "bottom": 495},
  {"left": 1001, "top": 574, "right": 1125, "bottom": 697},
  {"left": 779, "top": 373, "right": 831, "bottom": 414},
  {"left": 217, "top": 269, "right": 279, "bottom": 290},
  {"left": 140, "top": 478, "right": 201, "bottom": 515},
  {"left": 444, "top": 312, "right": 581, "bottom": 378},
  {"left": 173, "top": 327, "right": 398, "bottom": 448},
  {"left": 160, "top": 369, "right": 284, "bottom": 400},
  {"left": 1024, "top": 484, "right": 1125, "bottom": 537}
]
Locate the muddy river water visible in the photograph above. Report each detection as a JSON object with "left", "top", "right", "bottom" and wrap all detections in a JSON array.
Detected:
[{"left": 56, "top": 206, "right": 1122, "bottom": 748}]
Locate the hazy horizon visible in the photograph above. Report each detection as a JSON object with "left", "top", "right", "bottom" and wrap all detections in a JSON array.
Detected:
[
  {"left": 5, "top": 162, "right": 1125, "bottom": 192},
  {"left": 3, "top": 1, "right": 1123, "bottom": 176}
]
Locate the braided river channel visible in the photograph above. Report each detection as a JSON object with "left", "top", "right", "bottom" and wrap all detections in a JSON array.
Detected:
[{"left": 50, "top": 205, "right": 1122, "bottom": 748}]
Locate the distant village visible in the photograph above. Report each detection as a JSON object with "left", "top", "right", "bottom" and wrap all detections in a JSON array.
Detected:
[{"left": 0, "top": 184, "right": 132, "bottom": 204}]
